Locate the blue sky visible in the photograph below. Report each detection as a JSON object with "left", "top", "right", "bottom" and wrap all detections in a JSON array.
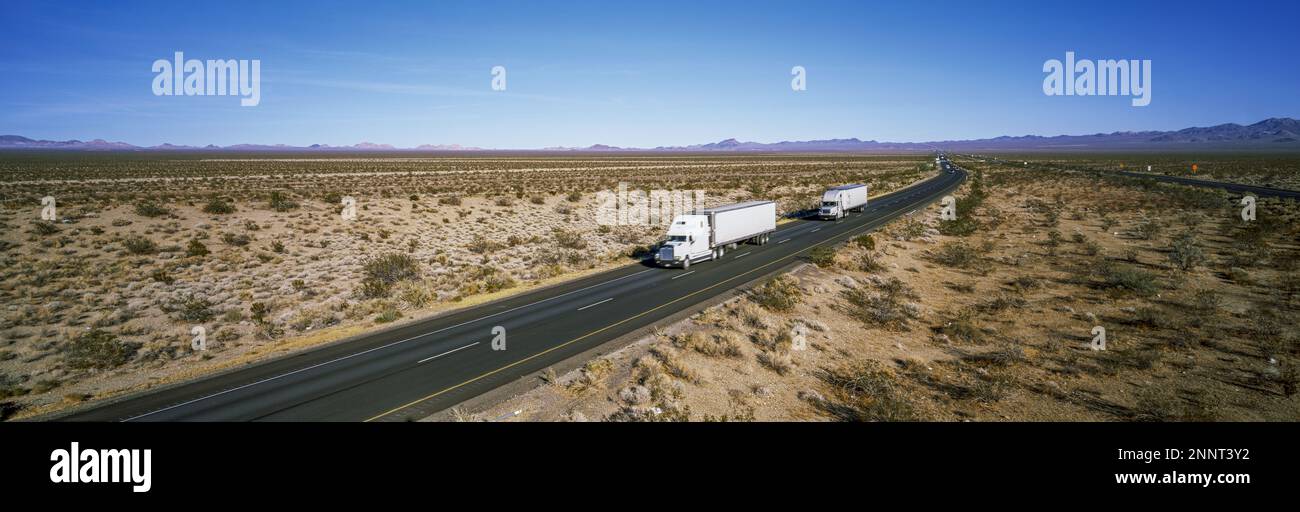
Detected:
[{"left": 1, "top": 0, "right": 1297, "bottom": 148}]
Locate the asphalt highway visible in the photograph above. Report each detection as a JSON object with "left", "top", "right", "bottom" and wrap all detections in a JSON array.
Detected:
[
  {"left": 1113, "top": 171, "right": 1300, "bottom": 200},
  {"left": 59, "top": 161, "right": 968, "bottom": 422}
]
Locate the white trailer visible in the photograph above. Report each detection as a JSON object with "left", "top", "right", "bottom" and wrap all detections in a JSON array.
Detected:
[
  {"left": 654, "top": 200, "right": 776, "bottom": 269},
  {"left": 817, "top": 184, "right": 868, "bottom": 220}
]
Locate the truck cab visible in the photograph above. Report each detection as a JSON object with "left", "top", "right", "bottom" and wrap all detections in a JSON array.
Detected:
[
  {"left": 655, "top": 214, "right": 711, "bottom": 268},
  {"left": 819, "top": 199, "right": 843, "bottom": 219}
]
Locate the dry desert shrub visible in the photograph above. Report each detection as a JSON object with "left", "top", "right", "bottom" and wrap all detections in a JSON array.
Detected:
[
  {"left": 650, "top": 345, "right": 703, "bottom": 384},
  {"left": 750, "top": 275, "right": 802, "bottom": 312},
  {"left": 566, "top": 359, "right": 614, "bottom": 394},
  {"left": 841, "top": 277, "right": 919, "bottom": 331},
  {"left": 757, "top": 349, "right": 793, "bottom": 376},
  {"left": 65, "top": 329, "right": 140, "bottom": 370},
  {"left": 816, "top": 360, "right": 918, "bottom": 421},
  {"left": 358, "top": 252, "right": 422, "bottom": 298}
]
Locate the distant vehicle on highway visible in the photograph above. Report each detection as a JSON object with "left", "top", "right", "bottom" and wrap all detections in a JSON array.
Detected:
[
  {"left": 654, "top": 200, "right": 776, "bottom": 269},
  {"left": 817, "top": 184, "right": 869, "bottom": 220}
]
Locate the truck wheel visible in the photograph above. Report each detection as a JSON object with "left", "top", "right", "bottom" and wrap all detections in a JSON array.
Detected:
[{"left": 683, "top": 258, "right": 690, "bottom": 270}]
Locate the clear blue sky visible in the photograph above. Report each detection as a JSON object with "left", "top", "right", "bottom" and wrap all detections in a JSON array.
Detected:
[{"left": 2, "top": 0, "right": 1297, "bottom": 148}]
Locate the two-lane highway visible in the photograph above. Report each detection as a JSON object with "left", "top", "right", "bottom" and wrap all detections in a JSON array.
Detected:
[
  {"left": 1113, "top": 171, "right": 1300, "bottom": 200},
  {"left": 59, "top": 162, "right": 967, "bottom": 422}
]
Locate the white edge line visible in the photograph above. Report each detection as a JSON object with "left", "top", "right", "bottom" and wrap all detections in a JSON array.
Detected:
[
  {"left": 120, "top": 268, "right": 656, "bottom": 421},
  {"left": 418, "top": 342, "right": 480, "bottom": 364}
]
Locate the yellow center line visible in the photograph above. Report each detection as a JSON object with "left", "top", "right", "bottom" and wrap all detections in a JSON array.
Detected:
[{"left": 364, "top": 172, "right": 961, "bottom": 422}]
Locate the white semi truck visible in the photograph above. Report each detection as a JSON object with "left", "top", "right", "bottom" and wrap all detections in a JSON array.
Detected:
[
  {"left": 817, "top": 184, "right": 869, "bottom": 220},
  {"left": 654, "top": 200, "right": 777, "bottom": 269}
]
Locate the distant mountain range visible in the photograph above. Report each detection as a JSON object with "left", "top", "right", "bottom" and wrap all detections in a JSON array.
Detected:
[{"left": 4, "top": 117, "right": 1298, "bottom": 152}]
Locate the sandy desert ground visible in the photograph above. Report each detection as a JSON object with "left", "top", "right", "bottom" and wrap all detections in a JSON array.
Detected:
[
  {"left": 462, "top": 158, "right": 1300, "bottom": 421},
  {"left": 998, "top": 153, "right": 1300, "bottom": 191},
  {"left": 0, "top": 153, "right": 932, "bottom": 419}
]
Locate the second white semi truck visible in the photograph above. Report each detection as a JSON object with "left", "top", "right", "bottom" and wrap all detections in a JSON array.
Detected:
[
  {"left": 818, "top": 184, "right": 869, "bottom": 219},
  {"left": 654, "top": 200, "right": 777, "bottom": 269}
]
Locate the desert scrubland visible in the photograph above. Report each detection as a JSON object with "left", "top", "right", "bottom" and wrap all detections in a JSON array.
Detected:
[
  {"left": 1000, "top": 153, "right": 1300, "bottom": 190},
  {"left": 0, "top": 153, "right": 932, "bottom": 419},
  {"left": 467, "top": 156, "right": 1300, "bottom": 421}
]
